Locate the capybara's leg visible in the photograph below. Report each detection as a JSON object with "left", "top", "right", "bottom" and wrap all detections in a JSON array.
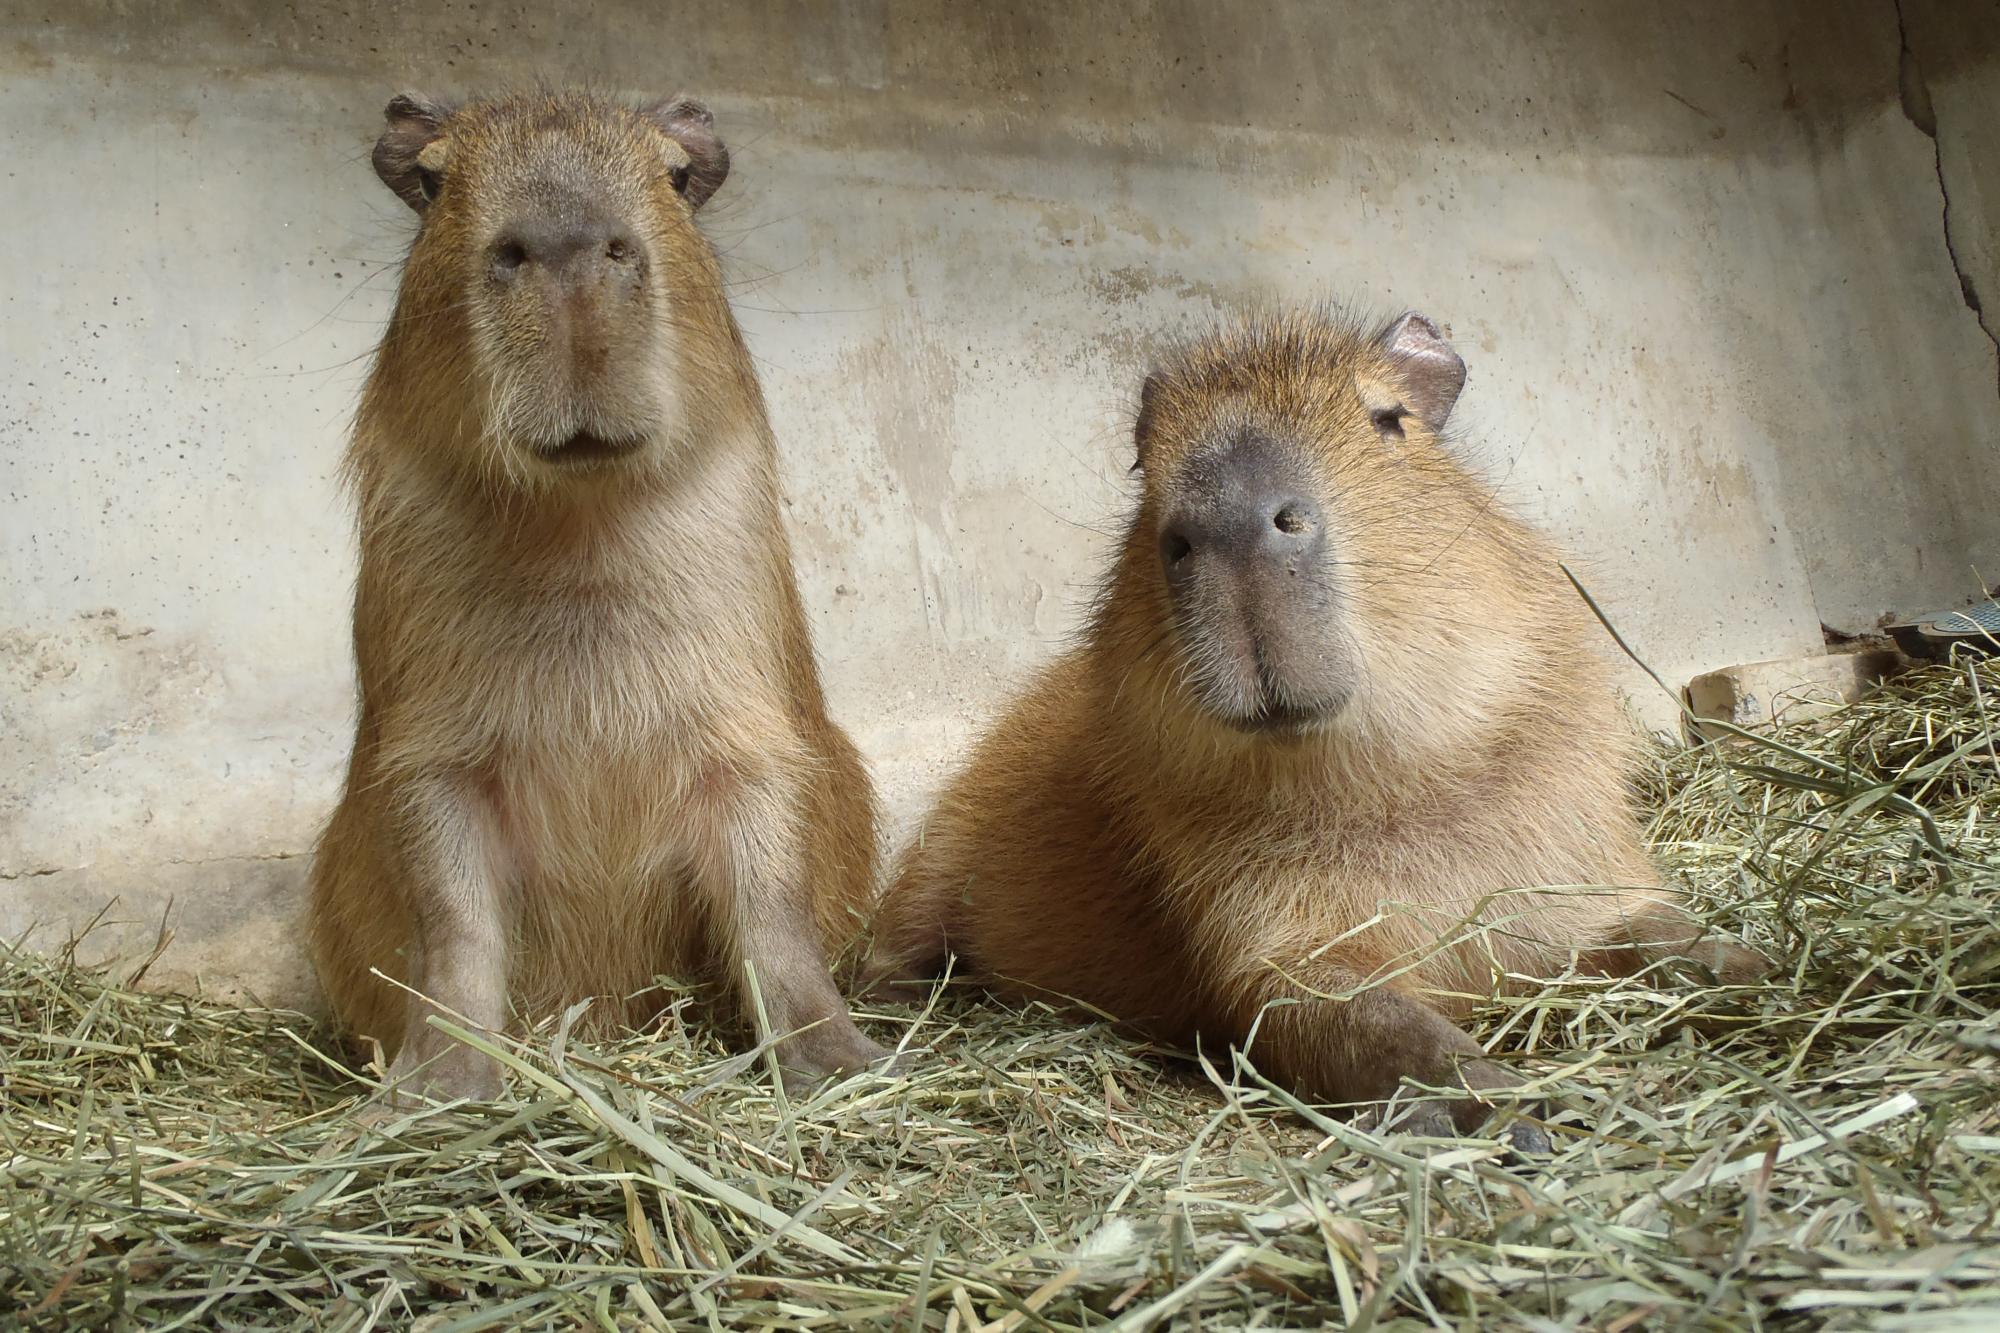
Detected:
[
  {"left": 1229, "top": 963, "right": 1548, "bottom": 1150},
  {"left": 689, "top": 763, "right": 888, "bottom": 1085},
  {"left": 382, "top": 776, "right": 512, "bottom": 1103},
  {"left": 1579, "top": 897, "right": 1769, "bottom": 985}
]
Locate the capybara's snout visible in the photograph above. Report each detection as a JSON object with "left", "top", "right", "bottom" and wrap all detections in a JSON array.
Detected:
[
  {"left": 1157, "top": 427, "right": 1329, "bottom": 588},
  {"left": 1154, "top": 427, "right": 1348, "bottom": 733},
  {"left": 488, "top": 197, "right": 646, "bottom": 302}
]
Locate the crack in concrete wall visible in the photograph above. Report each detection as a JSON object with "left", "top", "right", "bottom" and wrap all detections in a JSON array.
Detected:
[
  {"left": 1898, "top": 0, "right": 2000, "bottom": 395},
  {"left": 0, "top": 850, "right": 305, "bottom": 881}
]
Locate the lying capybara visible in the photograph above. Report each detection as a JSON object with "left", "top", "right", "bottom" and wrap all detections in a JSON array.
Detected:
[
  {"left": 863, "top": 307, "right": 1763, "bottom": 1140},
  {"left": 309, "top": 90, "right": 887, "bottom": 1100}
]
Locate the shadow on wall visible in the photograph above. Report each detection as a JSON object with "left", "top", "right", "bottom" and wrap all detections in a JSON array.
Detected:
[{"left": 11, "top": 0, "right": 1995, "bottom": 156}]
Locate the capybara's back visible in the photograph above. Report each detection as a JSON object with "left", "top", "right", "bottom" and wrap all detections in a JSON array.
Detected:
[
  {"left": 309, "top": 90, "right": 884, "bottom": 1100},
  {"left": 866, "top": 307, "right": 1762, "bottom": 1137}
]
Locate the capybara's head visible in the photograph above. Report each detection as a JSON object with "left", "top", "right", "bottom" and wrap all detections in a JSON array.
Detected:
[
  {"left": 1116, "top": 309, "right": 1535, "bottom": 744},
  {"left": 365, "top": 90, "right": 736, "bottom": 485}
]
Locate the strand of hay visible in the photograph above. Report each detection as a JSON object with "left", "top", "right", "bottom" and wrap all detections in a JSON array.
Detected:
[{"left": 4, "top": 657, "right": 1996, "bottom": 1330}]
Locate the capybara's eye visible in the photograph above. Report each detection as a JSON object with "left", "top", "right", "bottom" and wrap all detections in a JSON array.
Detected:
[
  {"left": 1371, "top": 406, "right": 1407, "bottom": 440},
  {"left": 668, "top": 164, "right": 691, "bottom": 194},
  {"left": 416, "top": 166, "right": 443, "bottom": 203},
  {"left": 492, "top": 240, "right": 528, "bottom": 275}
]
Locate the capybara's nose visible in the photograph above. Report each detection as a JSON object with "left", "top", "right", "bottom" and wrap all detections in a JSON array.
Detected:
[
  {"left": 490, "top": 210, "right": 642, "bottom": 288},
  {"left": 1159, "top": 433, "right": 1326, "bottom": 594}
]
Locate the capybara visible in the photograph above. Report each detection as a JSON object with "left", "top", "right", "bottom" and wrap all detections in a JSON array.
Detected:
[
  {"left": 862, "top": 307, "right": 1763, "bottom": 1141},
  {"left": 309, "top": 90, "right": 886, "bottom": 1101}
]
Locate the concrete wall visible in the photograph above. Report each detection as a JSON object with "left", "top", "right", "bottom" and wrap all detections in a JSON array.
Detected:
[{"left": 3, "top": 0, "right": 1996, "bottom": 1008}]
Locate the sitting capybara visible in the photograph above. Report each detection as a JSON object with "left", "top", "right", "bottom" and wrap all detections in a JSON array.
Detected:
[
  {"left": 309, "top": 90, "right": 887, "bottom": 1100},
  {"left": 862, "top": 307, "right": 1763, "bottom": 1140}
]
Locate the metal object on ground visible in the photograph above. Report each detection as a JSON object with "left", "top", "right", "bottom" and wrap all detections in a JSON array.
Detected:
[{"left": 1886, "top": 599, "right": 2000, "bottom": 659}]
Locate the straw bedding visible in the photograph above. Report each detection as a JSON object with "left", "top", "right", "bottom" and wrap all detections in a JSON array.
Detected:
[{"left": 4, "top": 657, "right": 1996, "bottom": 1330}]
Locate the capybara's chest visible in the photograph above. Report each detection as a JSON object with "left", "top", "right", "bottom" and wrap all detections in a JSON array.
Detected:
[
  {"left": 388, "top": 554, "right": 775, "bottom": 726},
  {"left": 1143, "top": 798, "right": 1615, "bottom": 991},
  {"left": 482, "top": 737, "right": 689, "bottom": 890}
]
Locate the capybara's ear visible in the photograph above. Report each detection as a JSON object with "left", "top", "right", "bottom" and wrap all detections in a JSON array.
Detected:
[
  {"left": 1378, "top": 311, "right": 1467, "bottom": 431},
  {"left": 373, "top": 92, "right": 455, "bottom": 214},
  {"left": 639, "top": 95, "right": 730, "bottom": 210},
  {"left": 1133, "top": 371, "right": 1166, "bottom": 469}
]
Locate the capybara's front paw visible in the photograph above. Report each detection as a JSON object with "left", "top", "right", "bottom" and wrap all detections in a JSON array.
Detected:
[
  {"left": 1373, "top": 1057, "right": 1547, "bottom": 1152},
  {"left": 1457, "top": 1057, "right": 1549, "bottom": 1153},
  {"left": 777, "top": 1020, "right": 900, "bottom": 1092},
  {"left": 1379, "top": 1097, "right": 1550, "bottom": 1154},
  {"left": 383, "top": 1039, "right": 503, "bottom": 1107}
]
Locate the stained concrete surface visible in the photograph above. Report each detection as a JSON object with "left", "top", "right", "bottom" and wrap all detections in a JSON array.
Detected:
[{"left": 2, "top": 1, "right": 1995, "bottom": 1008}]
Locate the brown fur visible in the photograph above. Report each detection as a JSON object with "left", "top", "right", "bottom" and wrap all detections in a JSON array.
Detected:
[
  {"left": 310, "top": 90, "right": 885, "bottom": 1100},
  {"left": 864, "top": 308, "right": 1763, "bottom": 1135}
]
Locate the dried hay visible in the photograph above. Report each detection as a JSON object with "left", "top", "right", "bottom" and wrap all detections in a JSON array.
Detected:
[{"left": 4, "top": 656, "right": 1996, "bottom": 1330}]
